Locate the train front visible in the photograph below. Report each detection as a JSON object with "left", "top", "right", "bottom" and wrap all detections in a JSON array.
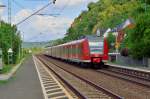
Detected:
[{"left": 87, "top": 36, "right": 109, "bottom": 66}]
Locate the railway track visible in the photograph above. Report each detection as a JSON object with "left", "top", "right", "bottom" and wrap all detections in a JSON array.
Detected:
[
  {"left": 106, "top": 65, "right": 150, "bottom": 81},
  {"left": 42, "top": 55, "right": 150, "bottom": 99},
  {"left": 33, "top": 56, "right": 74, "bottom": 99},
  {"left": 37, "top": 55, "right": 123, "bottom": 99},
  {"left": 97, "top": 66, "right": 150, "bottom": 88}
]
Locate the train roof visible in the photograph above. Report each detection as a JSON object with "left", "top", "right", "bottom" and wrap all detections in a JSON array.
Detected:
[
  {"left": 47, "top": 35, "right": 104, "bottom": 49},
  {"left": 55, "top": 38, "right": 86, "bottom": 48},
  {"left": 86, "top": 35, "right": 104, "bottom": 42}
]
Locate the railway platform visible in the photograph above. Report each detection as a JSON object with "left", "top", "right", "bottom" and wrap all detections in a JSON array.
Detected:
[
  {"left": 107, "top": 63, "right": 150, "bottom": 73},
  {"left": 0, "top": 56, "right": 43, "bottom": 99}
]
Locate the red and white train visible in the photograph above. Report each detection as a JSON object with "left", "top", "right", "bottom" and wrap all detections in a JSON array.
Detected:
[{"left": 44, "top": 35, "right": 109, "bottom": 68}]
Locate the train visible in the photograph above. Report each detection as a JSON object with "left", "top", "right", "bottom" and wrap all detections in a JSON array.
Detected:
[{"left": 44, "top": 35, "right": 109, "bottom": 68}]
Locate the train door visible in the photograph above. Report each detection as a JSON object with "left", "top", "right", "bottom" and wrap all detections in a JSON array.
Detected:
[
  {"left": 64, "top": 46, "right": 66, "bottom": 59},
  {"left": 76, "top": 44, "right": 79, "bottom": 59},
  {"left": 70, "top": 45, "right": 72, "bottom": 60}
]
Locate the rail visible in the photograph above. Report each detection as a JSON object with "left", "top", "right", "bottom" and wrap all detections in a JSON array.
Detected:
[{"left": 38, "top": 55, "right": 123, "bottom": 99}]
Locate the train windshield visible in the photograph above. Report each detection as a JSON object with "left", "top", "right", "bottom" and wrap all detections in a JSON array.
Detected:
[
  {"left": 86, "top": 35, "right": 104, "bottom": 54},
  {"left": 89, "top": 41, "right": 103, "bottom": 54}
]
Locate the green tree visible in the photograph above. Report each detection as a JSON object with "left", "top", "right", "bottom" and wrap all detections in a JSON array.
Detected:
[
  {"left": 50, "top": 0, "right": 150, "bottom": 59},
  {"left": 64, "top": 0, "right": 143, "bottom": 43},
  {"left": 126, "top": 13, "right": 150, "bottom": 58},
  {"left": 0, "top": 21, "right": 22, "bottom": 64},
  {"left": 107, "top": 33, "right": 116, "bottom": 52}
]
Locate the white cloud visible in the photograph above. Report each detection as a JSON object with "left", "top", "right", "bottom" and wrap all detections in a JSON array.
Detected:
[
  {"left": 13, "top": 9, "right": 32, "bottom": 24},
  {"left": 55, "top": 0, "right": 98, "bottom": 7},
  {"left": 14, "top": 9, "right": 73, "bottom": 42},
  {"left": 11, "top": 0, "right": 98, "bottom": 42}
]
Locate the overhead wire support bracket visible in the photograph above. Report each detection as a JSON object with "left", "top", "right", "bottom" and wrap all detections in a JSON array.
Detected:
[{"left": 16, "top": 0, "right": 56, "bottom": 26}]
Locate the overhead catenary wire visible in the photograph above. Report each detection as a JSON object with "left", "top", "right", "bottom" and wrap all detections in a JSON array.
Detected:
[
  {"left": 16, "top": 2, "right": 53, "bottom": 26},
  {"left": 50, "top": 0, "right": 70, "bottom": 16},
  {"left": 40, "top": 0, "right": 70, "bottom": 17}
]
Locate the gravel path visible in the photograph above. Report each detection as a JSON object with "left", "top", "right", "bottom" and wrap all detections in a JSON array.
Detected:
[{"left": 0, "top": 56, "right": 44, "bottom": 99}]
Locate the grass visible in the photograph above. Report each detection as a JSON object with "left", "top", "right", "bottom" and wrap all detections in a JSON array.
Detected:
[
  {"left": 0, "top": 57, "right": 26, "bottom": 85},
  {"left": 0, "top": 65, "right": 13, "bottom": 74},
  {"left": 0, "top": 54, "right": 27, "bottom": 74},
  {"left": 0, "top": 80, "right": 8, "bottom": 84},
  {"left": 0, "top": 76, "right": 16, "bottom": 85}
]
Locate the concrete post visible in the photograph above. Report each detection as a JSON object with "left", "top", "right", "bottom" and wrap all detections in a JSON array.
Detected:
[
  {"left": 0, "top": 49, "right": 3, "bottom": 70},
  {"left": 148, "top": 58, "right": 150, "bottom": 68}
]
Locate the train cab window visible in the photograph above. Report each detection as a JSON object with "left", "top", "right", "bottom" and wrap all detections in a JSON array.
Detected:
[
  {"left": 89, "top": 41, "right": 103, "bottom": 54},
  {"left": 86, "top": 35, "right": 104, "bottom": 54}
]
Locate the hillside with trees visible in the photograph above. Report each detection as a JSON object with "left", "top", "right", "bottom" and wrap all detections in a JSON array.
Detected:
[{"left": 58, "top": 0, "right": 150, "bottom": 59}]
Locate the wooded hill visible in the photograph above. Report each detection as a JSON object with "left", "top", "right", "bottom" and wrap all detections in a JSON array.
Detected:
[{"left": 57, "top": 0, "right": 150, "bottom": 58}]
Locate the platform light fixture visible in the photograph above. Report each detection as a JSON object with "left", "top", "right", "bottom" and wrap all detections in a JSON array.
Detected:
[
  {"left": 53, "top": 0, "right": 56, "bottom": 4},
  {"left": 0, "top": 5, "right": 6, "bottom": 8},
  {"left": 0, "top": 4, "right": 6, "bottom": 26}
]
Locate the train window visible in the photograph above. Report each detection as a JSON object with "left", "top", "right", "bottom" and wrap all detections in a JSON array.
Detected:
[
  {"left": 78, "top": 44, "right": 82, "bottom": 55},
  {"left": 76, "top": 45, "right": 78, "bottom": 57},
  {"left": 68, "top": 46, "right": 69, "bottom": 57},
  {"left": 65, "top": 47, "right": 66, "bottom": 57},
  {"left": 75, "top": 45, "right": 77, "bottom": 55},
  {"left": 89, "top": 41, "right": 103, "bottom": 54},
  {"left": 70, "top": 46, "right": 72, "bottom": 57},
  {"left": 64, "top": 47, "right": 66, "bottom": 57},
  {"left": 73, "top": 45, "right": 76, "bottom": 54},
  {"left": 71, "top": 45, "right": 73, "bottom": 55},
  {"left": 66, "top": 47, "right": 68, "bottom": 57}
]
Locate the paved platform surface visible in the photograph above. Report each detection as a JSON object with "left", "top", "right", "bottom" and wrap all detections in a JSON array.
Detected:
[
  {"left": 107, "top": 63, "right": 150, "bottom": 72},
  {"left": 0, "top": 56, "right": 44, "bottom": 99}
]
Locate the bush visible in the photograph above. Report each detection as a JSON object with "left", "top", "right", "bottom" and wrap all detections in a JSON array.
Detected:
[
  {"left": 0, "top": 22, "right": 22, "bottom": 64},
  {"left": 127, "top": 13, "right": 150, "bottom": 58}
]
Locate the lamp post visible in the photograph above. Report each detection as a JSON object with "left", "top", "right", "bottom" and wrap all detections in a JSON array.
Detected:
[{"left": 8, "top": 48, "right": 13, "bottom": 64}]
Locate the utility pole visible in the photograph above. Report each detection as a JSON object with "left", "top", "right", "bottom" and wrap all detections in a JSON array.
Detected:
[
  {"left": 8, "top": 0, "right": 13, "bottom": 64},
  {"left": 8, "top": 0, "right": 11, "bottom": 24}
]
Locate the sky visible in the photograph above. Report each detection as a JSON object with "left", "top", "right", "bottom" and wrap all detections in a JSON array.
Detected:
[{"left": 1, "top": 0, "right": 98, "bottom": 42}]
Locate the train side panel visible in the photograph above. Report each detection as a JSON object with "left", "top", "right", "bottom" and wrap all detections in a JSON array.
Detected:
[
  {"left": 44, "top": 37, "right": 109, "bottom": 68},
  {"left": 102, "top": 38, "right": 109, "bottom": 63}
]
